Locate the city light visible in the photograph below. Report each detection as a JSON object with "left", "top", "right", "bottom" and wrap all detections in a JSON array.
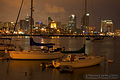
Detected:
[{"left": 86, "top": 13, "right": 89, "bottom": 16}]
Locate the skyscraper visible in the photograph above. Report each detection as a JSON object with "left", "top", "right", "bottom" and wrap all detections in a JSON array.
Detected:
[
  {"left": 81, "top": 13, "right": 89, "bottom": 33},
  {"left": 68, "top": 14, "right": 76, "bottom": 32},
  {"left": 48, "top": 17, "right": 53, "bottom": 28},
  {"left": 24, "top": 14, "right": 34, "bottom": 33},
  {"left": 25, "top": 15, "right": 30, "bottom": 30},
  {"left": 20, "top": 20, "right": 25, "bottom": 31}
]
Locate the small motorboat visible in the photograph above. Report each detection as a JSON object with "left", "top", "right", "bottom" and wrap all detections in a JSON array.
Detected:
[{"left": 59, "top": 65, "right": 73, "bottom": 73}]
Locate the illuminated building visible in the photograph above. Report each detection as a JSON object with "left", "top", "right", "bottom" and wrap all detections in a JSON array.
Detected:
[
  {"left": 25, "top": 15, "right": 30, "bottom": 30},
  {"left": 68, "top": 14, "right": 77, "bottom": 32},
  {"left": 20, "top": 20, "right": 25, "bottom": 31},
  {"left": 10, "top": 22, "right": 15, "bottom": 32},
  {"left": 35, "top": 22, "right": 41, "bottom": 29},
  {"left": 4, "top": 22, "right": 11, "bottom": 30},
  {"left": 81, "top": 13, "right": 89, "bottom": 26},
  {"left": 81, "top": 13, "right": 89, "bottom": 34},
  {"left": 24, "top": 14, "right": 34, "bottom": 33},
  {"left": 101, "top": 20, "right": 113, "bottom": 33},
  {"left": 48, "top": 17, "right": 53, "bottom": 28},
  {"left": 35, "top": 22, "right": 46, "bottom": 29},
  {"left": 0, "top": 22, "right": 4, "bottom": 29},
  {"left": 50, "top": 21, "right": 57, "bottom": 29}
]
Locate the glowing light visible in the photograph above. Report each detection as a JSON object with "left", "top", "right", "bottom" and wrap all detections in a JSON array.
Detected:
[
  {"left": 72, "top": 14, "right": 75, "bottom": 18},
  {"left": 86, "top": 13, "right": 89, "bottom": 16},
  {"left": 85, "top": 31, "right": 87, "bottom": 34},
  {"left": 39, "top": 22, "right": 42, "bottom": 24},
  {"left": 57, "top": 29, "right": 60, "bottom": 32},
  {"left": 26, "top": 20, "right": 29, "bottom": 21},
  {"left": 94, "top": 31, "right": 97, "bottom": 33},
  {"left": 41, "top": 28, "right": 44, "bottom": 31},
  {"left": 19, "top": 31, "right": 24, "bottom": 34},
  {"left": 41, "top": 28, "right": 46, "bottom": 31},
  {"left": 11, "top": 22, "right": 14, "bottom": 24}
]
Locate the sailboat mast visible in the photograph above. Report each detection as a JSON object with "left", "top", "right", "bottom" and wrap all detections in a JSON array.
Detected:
[
  {"left": 30, "top": 0, "right": 33, "bottom": 38},
  {"left": 30, "top": 0, "right": 33, "bottom": 50},
  {"left": 84, "top": 0, "right": 87, "bottom": 45},
  {"left": 85, "top": 0, "right": 87, "bottom": 27}
]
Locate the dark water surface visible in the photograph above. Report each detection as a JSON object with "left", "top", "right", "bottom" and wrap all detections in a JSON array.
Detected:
[{"left": 0, "top": 36, "right": 120, "bottom": 80}]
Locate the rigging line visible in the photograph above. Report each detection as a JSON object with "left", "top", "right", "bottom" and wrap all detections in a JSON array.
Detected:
[
  {"left": 14, "top": 0, "right": 24, "bottom": 32},
  {"left": 10, "top": 0, "right": 24, "bottom": 43}
]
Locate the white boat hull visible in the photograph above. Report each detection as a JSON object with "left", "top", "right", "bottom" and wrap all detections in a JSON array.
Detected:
[
  {"left": 9, "top": 50, "right": 63, "bottom": 60},
  {"left": 52, "top": 56, "right": 104, "bottom": 68}
]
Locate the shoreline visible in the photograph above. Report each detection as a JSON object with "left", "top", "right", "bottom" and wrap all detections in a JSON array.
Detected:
[{"left": 0, "top": 34, "right": 115, "bottom": 37}]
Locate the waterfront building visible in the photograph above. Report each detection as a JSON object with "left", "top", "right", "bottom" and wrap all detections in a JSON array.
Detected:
[
  {"left": 24, "top": 15, "right": 34, "bottom": 34},
  {"left": 81, "top": 13, "right": 89, "bottom": 34},
  {"left": 25, "top": 15, "right": 30, "bottom": 30},
  {"left": 0, "top": 22, "right": 4, "bottom": 29},
  {"left": 50, "top": 21, "right": 57, "bottom": 29},
  {"left": 35, "top": 22, "right": 46, "bottom": 30},
  {"left": 56, "top": 21, "right": 62, "bottom": 29},
  {"left": 101, "top": 20, "right": 113, "bottom": 33},
  {"left": 48, "top": 16, "right": 53, "bottom": 28},
  {"left": 20, "top": 20, "right": 25, "bottom": 32},
  {"left": 10, "top": 22, "right": 15, "bottom": 32},
  {"left": 4, "top": 22, "right": 12, "bottom": 32},
  {"left": 0, "top": 22, "right": 4, "bottom": 33},
  {"left": 35, "top": 22, "right": 42, "bottom": 29},
  {"left": 68, "top": 14, "right": 77, "bottom": 33}
]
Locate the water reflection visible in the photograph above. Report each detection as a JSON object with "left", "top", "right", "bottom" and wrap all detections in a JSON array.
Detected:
[
  {"left": 6, "top": 59, "right": 103, "bottom": 80},
  {"left": 0, "top": 37, "right": 120, "bottom": 80}
]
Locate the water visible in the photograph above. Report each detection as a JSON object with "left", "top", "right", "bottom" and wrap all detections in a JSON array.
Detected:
[{"left": 0, "top": 36, "right": 120, "bottom": 80}]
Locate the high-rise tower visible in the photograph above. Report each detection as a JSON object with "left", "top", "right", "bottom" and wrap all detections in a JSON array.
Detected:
[{"left": 68, "top": 14, "right": 76, "bottom": 32}]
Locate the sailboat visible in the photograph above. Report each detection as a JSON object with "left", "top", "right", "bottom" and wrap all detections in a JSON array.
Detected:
[
  {"left": 52, "top": 0, "right": 104, "bottom": 68},
  {"left": 9, "top": 0, "right": 63, "bottom": 60},
  {"left": 0, "top": 38, "right": 16, "bottom": 53}
]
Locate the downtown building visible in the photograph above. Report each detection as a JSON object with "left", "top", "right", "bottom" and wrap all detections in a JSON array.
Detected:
[
  {"left": 68, "top": 14, "right": 77, "bottom": 33},
  {"left": 81, "top": 13, "right": 89, "bottom": 34},
  {"left": 101, "top": 20, "right": 113, "bottom": 33},
  {"left": 19, "top": 15, "right": 34, "bottom": 34}
]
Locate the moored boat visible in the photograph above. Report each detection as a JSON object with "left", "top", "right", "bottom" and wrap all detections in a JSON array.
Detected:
[
  {"left": 9, "top": 0, "right": 63, "bottom": 60},
  {"left": 10, "top": 49, "right": 63, "bottom": 60},
  {"left": 52, "top": 54, "right": 104, "bottom": 68},
  {"left": 0, "top": 38, "right": 16, "bottom": 53}
]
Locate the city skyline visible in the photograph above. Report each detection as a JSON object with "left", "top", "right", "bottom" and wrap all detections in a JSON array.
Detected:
[{"left": 0, "top": 0, "right": 120, "bottom": 31}]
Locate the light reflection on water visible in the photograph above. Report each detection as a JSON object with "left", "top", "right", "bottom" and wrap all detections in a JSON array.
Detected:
[{"left": 0, "top": 36, "right": 120, "bottom": 80}]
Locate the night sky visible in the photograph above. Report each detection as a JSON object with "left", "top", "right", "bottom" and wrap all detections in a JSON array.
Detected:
[{"left": 0, "top": 0, "right": 120, "bottom": 31}]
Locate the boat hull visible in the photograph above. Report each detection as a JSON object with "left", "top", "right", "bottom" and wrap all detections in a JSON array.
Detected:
[
  {"left": 52, "top": 56, "right": 104, "bottom": 68},
  {"left": 9, "top": 50, "right": 63, "bottom": 60}
]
